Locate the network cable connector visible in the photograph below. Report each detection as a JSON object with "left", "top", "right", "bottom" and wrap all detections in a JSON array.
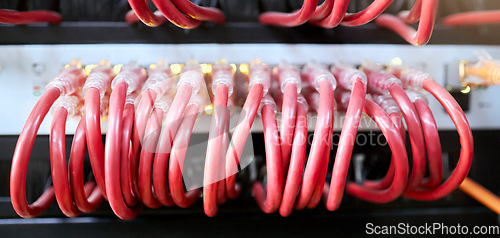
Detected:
[{"left": 460, "top": 51, "right": 500, "bottom": 88}]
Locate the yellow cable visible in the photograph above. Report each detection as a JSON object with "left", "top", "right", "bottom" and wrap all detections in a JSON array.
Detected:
[{"left": 459, "top": 177, "right": 500, "bottom": 215}]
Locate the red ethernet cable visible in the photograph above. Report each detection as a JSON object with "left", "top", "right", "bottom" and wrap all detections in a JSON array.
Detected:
[
  {"left": 362, "top": 94, "right": 405, "bottom": 190},
  {"left": 375, "top": 0, "right": 438, "bottom": 46},
  {"left": 120, "top": 93, "right": 140, "bottom": 207},
  {"left": 153, "top": 64, "right": 205, "bottom": 207},
  {"left": 324, "top": 64, "right": 367, "bottom": 211},
  {"left": 50, "top": 96, "right": 83, "bottom": 217},
  {"left": 132, "top": 63, "right": 174, "bottom": 200},
  {"left": 11, "top": 63, "right": 86, "bottom": 218},
  {"left": 127, "top": 0, "right": 201, "bottom": 28},
  {"left": 362, "top": 66, "right": 426, "bottom": 191},
  {"left": 170, "top": 0, "right": 226, "bottom": 24},
  {"left": 139, "top": 102, "right": 168, "bottom": 208},
  {"left": 341, "top": 0, "right": 393, "bottom": 26},
  {"left": 127, "top": 0, "right": 169, "bottom": 27},
  {"left": 295, "top": 63, "right": 336, "bottom": 210},
  {"left": 388, "top": 66, "right": 473, "bottom": 200},
  {"left": 105, "top": 64, "right": 146, "bottom": 220},
  {"left": 346, "top": 98, "right": 409, "bottom": 203},
  {"left": 279, "top": 95, "right": 308, "bottom": 217},
  {"left": 216, "top": 105, "right": 230, "bottom": 205},
  {"left": 203, "top": 62, "right": 234, "bottom": 216},
  {"left": 407, "top": 90, "right": 443, "bottom": 188},
  {"left": 151, "top": 0, "right": 201, "bottom": 29},
  {"left": 310, "top": 0, "right": 334, "bottom": 21},
  {"left": 275, "top": 62, "right": 301, "bottom": 172},
  {"left": 84, "top": 65, "right": 114, "bottom": 199},
  {"left": 310, "top": 0, "right": 350, "bottom": 28},
  {"left": 69, "top": 118, "right": 103, "bottom": 213},
  {"left": 253, "top": 96, "right": 283, "bottom": 214},
  {"left": 169, "top": 95, "right": 206, "bottom": 208},
  {"left": 398, "top": 0, "right": 422, "bottom": 24},
  {"left": 442, "top": 10, "right": 500, "bottom": 26},
  {"left": 125, "top": 9, "right": 166, "bottom": 25},
  {"left": 259, "top": 0, "right": 319, "bottom": 27},
  {"left": 225, "top": 62, "right": 271, "bottom": 200},
  {"left": 0, "top": 9, "right": 61, "bottom": 24}
]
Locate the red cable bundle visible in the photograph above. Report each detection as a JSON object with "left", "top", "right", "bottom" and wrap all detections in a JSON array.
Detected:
[
  {"left": 126, "top": 0, "right": 225, "bottom": 28},
  {"left": 11, "top": 63, "right": 86, "bottom": 218},
  {"left": 10, "top": 59, "right": 473, "bottom": 219}
]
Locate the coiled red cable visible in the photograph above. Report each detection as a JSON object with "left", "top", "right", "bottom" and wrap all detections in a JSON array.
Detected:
[
  {"left": 121, "top": 102, "right": 139, "bottom": 207},
  {"left": 346, "top": 99, "right": 409, "bottom": 203},
  {"left": 279, "top": 96, "right": 308, "bottom": 217},
  {"left": 85, "top": 88, "right": 111, "bottom": 199},
  {"left": 50, "top": 106, "right": 82, "bottom": 217},
  {"left": 375, "top": 0, "right": 438, "bottom": 46},
  {"left": 204, "top": 85, "right": 230, "bottom": 216},
  {"left": 253, "top": 96, "right": 284, "bottom": 214},
  {"left": 398, "top": 0, "right": 422, "bottom": 23},
  {"left": 169, "top": 103, "right": 203, "bottom": 208},
  {"left": 404, "top": 79, "right": 473, "bottom": 200},
  {"left": 69, "top": 118, "right": 103, "bottom": 213},
  {"left": 153, "top": 83, "right": 194, "bottom": 207},
  {"left": 325, "top": 78, "right": 367, "bottom": 211},
  {"left": 310, "top": 0, "right": 350, "bottom": 28},
  {"left": 362, "top": 112, "right": 404, "bottom": 190},
  {"left": 413, "top": 98, "right": 443, "bottom": 188},
  {"left": 259, "top": 0, "right": 319, "bottom": 27},
  {"left": 388, "top": 84, "right": 426, "bottom": 191},
  {"left": 11, "top": 61, "right": 473, "bottom": 219},
  {"left": 295, "top": 80, "right": 335, "bottom": 210},
  {"left": 138, "top": 107, "right": 165, "bottom": 208},
  {"left": 128, "top": 0, "right": 226, "bottom": 28},
  {"left": 10, "top": 87, "right": 59, "bottom": 218},
  {"left": 225, "top": 83, "right": 266, "bottom": 199},
  {"left": 170, "top": 0, "right": 226, "bottom": 24},
  {"left": 105, "top": 81, "right": 142, "bottom": 220},
  {"left": 341, "top": 0, "right": 393, "bottom": 26},
  {"left": 11, "top": 63, "right": 86, "bottom": 218},
  {"left": 310, "top": 0, "right": 334, "bottom": 21}
]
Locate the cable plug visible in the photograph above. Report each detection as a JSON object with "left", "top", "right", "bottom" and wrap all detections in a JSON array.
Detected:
[
  {"left": 125, "top": 91, "right": 139, "bottom": 106},
  {"left": 111, "top": 62, "right": 147, "bottom": 95},
  {"left": 297, "top": 94, "right": 309, "bottom": 113},
  {"left": 188, "top": 93, "right": 210, "bottom": 117},
  {"left": 211, "top": 59, "right": 235, "bottom": 96},
  {"left": 46, "top": 62, "right": 86, "bottom": 95},
  {"left": 178, "top": 60, "right": 205, "bottom": 96},
  {"left": 51, "top": 95, "right": 80, "bottom": 118},
  {"left": 303, "top": 62, "right": 337, "bottom": 92},
  {"left": 386, "top": 65, "right": 432, "bottom": 89},
  {"left": 249, "top": 60, "right": 272, "bottom": 96},
  {"left": 276, "top": 61, "right": 302, "bottom": 93},
  {"left": 154, "top": 94, "right": 174, "bottom": 116},
  {"left": 405, "top": 89, "right": 429, "bottom": 105},
  {"left": 331, "top": 63, "right": 367, "bottom": 91},
  {"left": 461, "top": 50, "right": 500, "bottom": 87},
  {"left": 361, "top": 61, "right": 402, "bottom": 94},
  {"left": 258, "top": 95, "right": 277, "bottom": 117},
  {"left": 83, "top": 65, "right": 114, "bottom": 100},
  {"left": 372, "top": 94, "right": 401, "bottom": 115},
  {"left": 143, "top": 62, "right": 175, "bottom": 101}
]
